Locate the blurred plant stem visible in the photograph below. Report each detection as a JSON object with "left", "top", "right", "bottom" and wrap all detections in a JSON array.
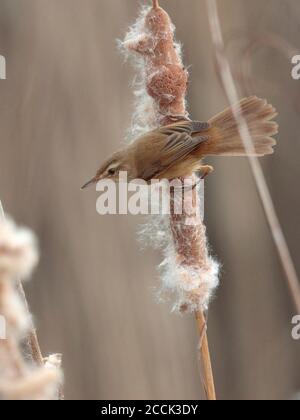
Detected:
[{"left": 206, "top": 0, "right": 300, "bottom": 314}]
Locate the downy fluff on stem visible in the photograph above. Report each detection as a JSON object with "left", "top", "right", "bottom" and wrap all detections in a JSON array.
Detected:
[
  {"left": 121, "top": 4, "right": 220, "bottom": 312},
  {"left": 0, "top": 213, "right": 62, "bottom": 400},
  {"left": 0, "top": 217, "right": 39, "bottom": 338}
]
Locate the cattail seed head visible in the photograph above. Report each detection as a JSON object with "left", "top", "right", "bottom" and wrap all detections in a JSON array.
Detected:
[{"left": 122, "top": 4, "right": 219, "bottom": 313}]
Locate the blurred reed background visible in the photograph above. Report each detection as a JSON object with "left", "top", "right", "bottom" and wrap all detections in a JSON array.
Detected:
[{"left": 0, "top": 0, "right": 299, "bottom": 400}]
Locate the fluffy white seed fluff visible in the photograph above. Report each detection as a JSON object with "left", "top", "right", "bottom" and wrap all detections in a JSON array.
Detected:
[
  {"left": 0, "top": 217, "right": 39, "bottom": 281},
  {"left": 0, "top": 283, "right": 31, "bottom": 337}
]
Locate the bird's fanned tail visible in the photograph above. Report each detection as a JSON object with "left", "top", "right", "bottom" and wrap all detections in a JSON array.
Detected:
[{"left": 200, "top": 96, "right": 278, "bottom": 157}]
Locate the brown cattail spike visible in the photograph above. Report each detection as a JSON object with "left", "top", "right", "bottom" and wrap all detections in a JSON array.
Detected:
[{"left": 122, "top": 3, "right": 218, "bottom": 400}]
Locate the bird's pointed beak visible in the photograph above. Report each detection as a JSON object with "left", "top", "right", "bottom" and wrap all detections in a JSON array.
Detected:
[{"left": 81, "top": 176, "right": 97, "bottom": 190}]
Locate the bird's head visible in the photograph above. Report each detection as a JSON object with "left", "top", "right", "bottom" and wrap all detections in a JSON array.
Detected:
[{"left": 81, "top": 151, "right": 129, "bottom": 190}]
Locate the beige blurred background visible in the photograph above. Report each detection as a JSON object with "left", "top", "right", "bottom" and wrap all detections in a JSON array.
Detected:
[{"left": 0, "top": 0, "right": 299, "bottom": 400}]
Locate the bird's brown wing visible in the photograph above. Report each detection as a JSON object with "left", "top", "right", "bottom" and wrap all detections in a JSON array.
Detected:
[
  {"left": 138, "top": 128, "right": 209, "bottom": 181},
  {"left": 159, "top": 120, "right": 210, "bottom": 136}
]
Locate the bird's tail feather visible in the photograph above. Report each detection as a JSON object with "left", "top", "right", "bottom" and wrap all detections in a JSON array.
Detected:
[{"left": 201, "top": 96, "right": 278, "bottom": 157}]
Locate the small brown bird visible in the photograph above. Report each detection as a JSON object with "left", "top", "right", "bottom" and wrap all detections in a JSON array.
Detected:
[{"left": 81, "top": 96, "right": 278, "bottom": 189}]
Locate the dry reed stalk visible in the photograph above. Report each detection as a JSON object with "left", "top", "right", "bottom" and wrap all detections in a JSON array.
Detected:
[
  {"left": 122, "top": 2, "right": 219, "bottom": 400},
  {"left": 206, "top": 0, "right": 300, "bottom": 314},
  {"left": 195, "top": 311, "right": 216, "bottom": 400},
  {"left": 16, "top": 283, "right": 44, "bottom": 366}
]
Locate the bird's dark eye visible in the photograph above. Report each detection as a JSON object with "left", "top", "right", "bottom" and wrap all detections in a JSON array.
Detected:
[{"left": 108, "top": 167, "right": 116, "bottom": 175}]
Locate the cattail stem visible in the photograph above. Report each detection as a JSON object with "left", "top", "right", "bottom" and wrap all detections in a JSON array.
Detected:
[
  {"left": 195, "top": 311, "right": 216, "bottom": 401},
  {"left": 16, "top": 282, "right": 44, "bottom": 366},
  {"left": 28, "top": 331, "right": 44, "bottom": 366},
  {"left": 123, "top": 3, "right": 217, "bottom": 400},
  {"left": 170, "top": 182, "right": 217, "bottom": 400}
]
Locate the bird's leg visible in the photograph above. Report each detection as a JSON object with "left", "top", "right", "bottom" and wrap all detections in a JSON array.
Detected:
[
  {"left": 199, "top": 165, "right": 214, "bottom": 180},
  {"left": 172, "top": 177, "right": 201, "bottom": 193},
  {"left": 182, "top": 176, "right": 202, "bottom": 192},
  {"left": 189, "top": 165, "right": 214, "bottom": 190},
  {"left": 171, "top": 166, "right": 214, "bottom": 193}
]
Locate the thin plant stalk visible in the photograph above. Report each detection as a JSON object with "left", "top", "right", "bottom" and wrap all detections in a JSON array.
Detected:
[
  {"left": 195, "top": 311, "right": 216, "bottom": 400},
  {"left": 206, "top": 0, "right": 300, "bottom": 314},
  {"left": 170, "top": 187, "right": 217, "bottom": 400},
  {"left": 16, "top": 282, "right": 44, "bottom": 366}
]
